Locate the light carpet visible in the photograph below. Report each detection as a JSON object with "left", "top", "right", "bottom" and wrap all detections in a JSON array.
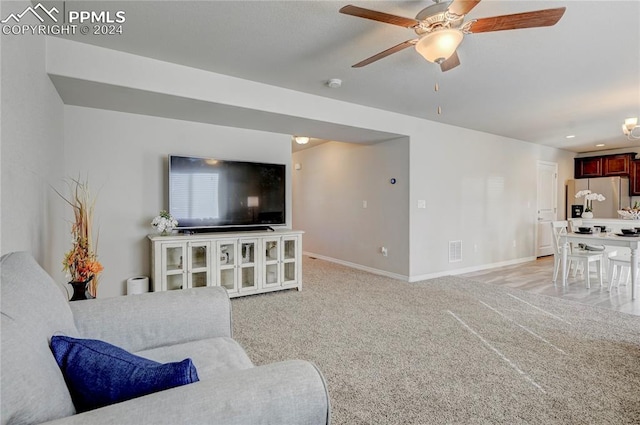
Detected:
[{"left": 231, "top": 257, "right": 640, "bottom": 424}]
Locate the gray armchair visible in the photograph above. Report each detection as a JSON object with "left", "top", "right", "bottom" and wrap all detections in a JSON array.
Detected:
[{"left": 1, "top": 252, "right": 330, "bottom": 425}]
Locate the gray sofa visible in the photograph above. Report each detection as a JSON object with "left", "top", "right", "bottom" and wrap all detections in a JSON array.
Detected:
[{"left": 1, "top": 251, "right": 331, "bottom": 425}]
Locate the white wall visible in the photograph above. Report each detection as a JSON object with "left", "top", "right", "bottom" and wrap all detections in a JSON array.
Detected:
[
  {"left": 1, "top": 1, "right": 65, "bottom": 275},
  {"left": 292, "top": 139, "right": 410, "bottom": 278},
  {"left": 408, "top": 125, "right": 574, "bottom": 280},
  {"left": 62, "top": 106, "right": 292, "bottom": 298}
]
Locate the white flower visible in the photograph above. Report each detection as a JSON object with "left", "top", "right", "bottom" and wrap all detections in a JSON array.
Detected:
[
  {"left": 151, "top": 211, "right": 178, "bottom": 233},
  {"left": 585, "top": 192, "right": 606, "bottom": 201},
  {"left": 575, "top": 190, "right": 592, "bottom": 198}
]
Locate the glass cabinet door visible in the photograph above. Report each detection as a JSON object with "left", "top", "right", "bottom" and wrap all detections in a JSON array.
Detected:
[
  {"left": 188, "top": 242, "right": 210, "bottom": 288},
  {"left": 262, "top": 237, "right": 281, "bottom": 287},
  {"left": 281, "top": 236, "right": 298, "bottom": 285},
  {"left": 239, "top": 239, "right": 258, "bottom": 292},
  {"left": 161, "top": 243, "right": 187, "bottom": 291},
  {"left": 217, "top": 240, "right": 238, "bottom": 293},
  {"left": 152, "top": 231, "right": 302, "bottom": 298}
]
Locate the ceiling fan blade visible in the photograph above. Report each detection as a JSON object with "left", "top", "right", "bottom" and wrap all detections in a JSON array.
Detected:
[
  {"left": 440, "top": 51, "right": 461, "bottom": 72},
  {"left": 352, "top": 40, "right": 417, "bottom": 68},
  {"left": 339, "top": 5, "right": 419, "bottom": 28},
  {"left": 467, "top": 7, "right": 566, "bottom": 33},
  {"left": 448, "top": 0, "right": 481, "bottom": 17}
]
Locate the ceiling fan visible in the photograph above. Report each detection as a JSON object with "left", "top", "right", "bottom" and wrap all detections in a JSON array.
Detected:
[{"left": 340, "top": 0, "right": 566, "bottom": 72}]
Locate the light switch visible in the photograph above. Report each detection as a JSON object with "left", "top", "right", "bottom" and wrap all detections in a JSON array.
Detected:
[
  {"left": 417, "top": 200, "right": 426, "bottom": 209},
  {"left": 363, "top": 200, "right": 368, "bottom": 209}
]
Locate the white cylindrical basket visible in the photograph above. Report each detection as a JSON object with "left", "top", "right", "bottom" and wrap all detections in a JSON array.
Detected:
[{"left": 126, "top": 276, "right": 149, "bottom": 295}]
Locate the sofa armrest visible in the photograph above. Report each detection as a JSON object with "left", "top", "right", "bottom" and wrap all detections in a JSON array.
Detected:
[
  {"left": 70, "top": 287, "right": 232, "bottom": 353},
  {"left": 42, "top": 360, "right": 331, "bottom": 425}
]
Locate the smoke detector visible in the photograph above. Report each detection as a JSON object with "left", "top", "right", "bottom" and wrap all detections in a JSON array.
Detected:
[{"left": 327, "top": 78, "right": 342, "bottom": 88}]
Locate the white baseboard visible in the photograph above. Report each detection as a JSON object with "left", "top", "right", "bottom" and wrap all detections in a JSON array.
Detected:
[
  {"left": 407, "top": 256, "right": 537, "bottom": 283},
  {"left": 303, "top": 252, "right": 409, "bottom": 281},
  {"left": 303, "top": 252, "right": 536, "bottom": 284}
]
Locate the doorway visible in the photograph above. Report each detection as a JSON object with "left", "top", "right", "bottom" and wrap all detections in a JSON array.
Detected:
[{"left": 536, "top": 161, "right": 558, "bottom": 257}]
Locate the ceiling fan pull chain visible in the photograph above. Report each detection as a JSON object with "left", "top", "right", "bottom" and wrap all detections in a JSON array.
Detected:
[{"left": 436, "top": 64, "right": 443, "bottom": 115}]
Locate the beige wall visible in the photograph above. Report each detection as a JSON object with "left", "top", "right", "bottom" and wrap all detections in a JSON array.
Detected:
[
  {"left": 1, "top": 1, "right": 65, "bottom": 275},
  {"left": 292, "top": 127, "right": 574, "bottom": 281},
  {"left": 292, "top": 139, "right": 410, "bottom": 277}
]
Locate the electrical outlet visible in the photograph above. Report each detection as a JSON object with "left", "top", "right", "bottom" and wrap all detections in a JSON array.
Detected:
[
  {"left": 417, "top": 200, "right": 426, "bottom": 209},
  {"left": 474, "top": 244, "right": 478, "bottom": 253},
  {"left": 513, "top": 240, "right": 517, "bottom": 248},
  {"left": 381, "top": 247, "right": 388, "bottom": 257}
]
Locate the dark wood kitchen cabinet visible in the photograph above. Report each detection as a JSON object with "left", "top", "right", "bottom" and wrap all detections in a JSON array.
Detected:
[
  {"left": 574, "top": 157, "right": 602, "bottom": 178},
  {"left": 574, "top": 153, "right": 635, "bottom": 179},
  {"left": 603, "top": 154, "right": 633, "bottom": 176},
  {"left": 631, "top": 160, "right": 640, "bottom": 195}
]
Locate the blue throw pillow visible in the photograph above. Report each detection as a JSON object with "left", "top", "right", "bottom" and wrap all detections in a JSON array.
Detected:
[{"left": 50, "top": 335, "right": 199, "bottom": 412}]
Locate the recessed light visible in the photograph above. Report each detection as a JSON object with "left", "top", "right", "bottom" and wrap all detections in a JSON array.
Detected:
[
  {"left": 292, "top": 136, "right": 309, "bottom": 145},
  {"left": 566, "top": 135, "right": 576, "bottom": 139},
  {"left": 596, "top": 144, "right": 605, "bottom": 147}
]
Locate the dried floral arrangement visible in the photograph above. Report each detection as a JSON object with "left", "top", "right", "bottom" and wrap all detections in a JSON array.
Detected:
[{"left": 56, "top": 178, "right": 103, "bottom": 297}]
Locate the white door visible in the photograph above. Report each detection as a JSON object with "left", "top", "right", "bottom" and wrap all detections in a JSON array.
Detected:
[{"left": 536, "top": 161, "right": 558, "bottom": 257}]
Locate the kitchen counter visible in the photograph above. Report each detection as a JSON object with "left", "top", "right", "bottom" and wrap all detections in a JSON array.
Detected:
[{"left": 576, "top": 218, "right": 640, "bottom": 231}]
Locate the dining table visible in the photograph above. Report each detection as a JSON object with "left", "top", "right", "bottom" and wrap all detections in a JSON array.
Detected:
[{"left": 561, "top": 231, "right": 639, "bottom": 300}]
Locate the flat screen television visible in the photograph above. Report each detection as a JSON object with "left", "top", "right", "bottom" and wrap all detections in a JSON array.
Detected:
[{"left": 169, "top": 155, "right": 286, "bottom": 229}]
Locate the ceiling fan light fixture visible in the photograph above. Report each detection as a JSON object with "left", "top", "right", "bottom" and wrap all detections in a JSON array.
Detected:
[
  {"left": 415, "top": 29, "right": 463, "bottom": 64},
  {"left": 293, "top": 136, "right": 310, "bottom": 145},
  {"left": 623, "top": 117, "right": 638, "bottom": 133},
  {"left": 622, "top": 117, "right": 640, "bottom": 140}
]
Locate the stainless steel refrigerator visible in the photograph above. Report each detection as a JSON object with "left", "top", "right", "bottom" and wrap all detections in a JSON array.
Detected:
[{"left": 566, "top": 177, "right": 631, "bottom": 219}]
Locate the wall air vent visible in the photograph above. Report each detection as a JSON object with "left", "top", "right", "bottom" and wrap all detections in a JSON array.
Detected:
[{"left": 449, "top": 240, "right": 462, "bottom": 263}]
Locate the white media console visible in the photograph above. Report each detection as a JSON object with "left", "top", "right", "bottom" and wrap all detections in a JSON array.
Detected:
[{"left": 149, "top": 229, "right": 303, "bottom": 298}]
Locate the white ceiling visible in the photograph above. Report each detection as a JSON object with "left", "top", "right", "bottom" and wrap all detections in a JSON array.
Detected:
[{"left": 57, "top": 0, "right": 640, "bottom": 153}]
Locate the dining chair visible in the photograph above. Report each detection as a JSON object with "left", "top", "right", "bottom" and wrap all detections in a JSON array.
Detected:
[
  {"left": 567, "top": 218, "right": 617, "bottom": 278},
  {"left": 550, "top": 220, "right": 604, "bottom": 288},
  {"left": 567, "top": 218, "right": 583, "bottom": 232},
  {"left": 607, "top": 253, "right": 637, "bottom": 291}
]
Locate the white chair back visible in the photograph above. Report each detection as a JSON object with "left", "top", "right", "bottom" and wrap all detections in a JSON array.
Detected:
[
  {"left": 568, "top": 218, "right": 583, "bottom": 233},
  {"left": 550, "top": 221, "right": 569, "bottom": 255},
  {"left": 550, "top": 220, "right": 604, "bottom": 288}
]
